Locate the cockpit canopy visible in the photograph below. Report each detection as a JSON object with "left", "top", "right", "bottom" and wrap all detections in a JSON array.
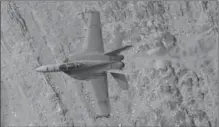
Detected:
[{"left": 59, "top": 62, "right": 85, "bottom": 71}]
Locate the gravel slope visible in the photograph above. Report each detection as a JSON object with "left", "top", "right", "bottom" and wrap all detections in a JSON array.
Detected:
[{"left": 1, "top": 1, "right": 218, "bottom": 126}]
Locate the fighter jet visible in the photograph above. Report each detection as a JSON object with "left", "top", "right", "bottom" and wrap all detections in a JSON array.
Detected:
[{"left": 36, "top": 11, "right": 132, "bottom": 118}]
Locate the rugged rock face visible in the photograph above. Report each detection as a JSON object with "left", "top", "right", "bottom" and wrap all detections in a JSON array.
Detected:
[{"left": 1, "top": 1, "right": 218, "bottom": 127}]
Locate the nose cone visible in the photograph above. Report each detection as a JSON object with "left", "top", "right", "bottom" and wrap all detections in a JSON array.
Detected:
[
  {"left": 35, "top": 64, "right": 61, "bottom": 72},
  {"left": 35, "top": 66, "right": 47, "bottom": 72}
]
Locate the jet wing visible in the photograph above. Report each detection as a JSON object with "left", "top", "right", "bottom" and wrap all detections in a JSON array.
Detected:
[
  {"left": 89, "top": 72, "right": 110, "bottom": 118},
  {"left": 64, "top": 71, "right": 110, "bottom": 118},
  {"left": 84, "top": 11, "right": 104, "bottom": 53}
]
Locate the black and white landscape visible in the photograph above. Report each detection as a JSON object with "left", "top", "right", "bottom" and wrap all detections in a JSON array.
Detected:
[{"left": 1, "top": 1, "right": 218, "bottom": 127}]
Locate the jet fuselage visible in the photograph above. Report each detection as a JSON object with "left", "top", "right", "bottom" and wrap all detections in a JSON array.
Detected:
[
  {"left": 36, "top": 54, "right": 124, "bottom": 80},
  {"left": 63, "top": 53, "right": 124, "bottom": 63}
]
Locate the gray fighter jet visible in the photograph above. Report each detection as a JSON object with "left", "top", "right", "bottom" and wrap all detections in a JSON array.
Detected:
[{"left": 36, "top": 11, "right": 132, "bottom": 118}]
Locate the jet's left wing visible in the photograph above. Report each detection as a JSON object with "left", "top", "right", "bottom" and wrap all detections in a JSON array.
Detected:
[
  {"left": 84, "top": 11, "right": 104, "bottom": 53},
  {"left": 89, "top": 72, "right": 110, "bottom": 118}
]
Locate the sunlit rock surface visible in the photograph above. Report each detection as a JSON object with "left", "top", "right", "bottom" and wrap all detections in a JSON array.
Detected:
[{"left": 1, "top": 1, "right": 218, "bottom": 127}]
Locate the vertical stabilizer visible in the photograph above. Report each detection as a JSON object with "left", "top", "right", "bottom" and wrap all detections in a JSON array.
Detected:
[
  {"left": 111, "top": 72, "right": 129, "bottom": 90},
  {"left": 105, "top": 45, "right": 132, "bottom": 56},
  {"left": 105, "top": 29, "right": 132, "bottom": 56}
]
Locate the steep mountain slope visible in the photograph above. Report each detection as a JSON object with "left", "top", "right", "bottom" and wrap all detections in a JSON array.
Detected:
[{"left": 1, "top": 1, "right": 218, "bottom": 126}]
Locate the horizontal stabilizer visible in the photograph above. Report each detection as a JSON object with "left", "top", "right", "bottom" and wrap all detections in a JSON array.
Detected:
[
  {"left": 111, "top": 72, "right": 129, "bottom": 90},
  {"left": 108, "top": 69, "right": 131, "bottom": 75},
  {"left": 105, "top": 45, "right": 132, "bottom": 56}
]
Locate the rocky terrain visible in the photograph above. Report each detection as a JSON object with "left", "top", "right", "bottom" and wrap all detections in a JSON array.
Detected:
[{"left": 1, "top": 1, "right": 218, "bottom": 127}]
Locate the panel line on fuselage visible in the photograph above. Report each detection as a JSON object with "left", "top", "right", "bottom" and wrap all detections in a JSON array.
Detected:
[{"left": 63, "top": 53, "right": 123, "bottom": 63}]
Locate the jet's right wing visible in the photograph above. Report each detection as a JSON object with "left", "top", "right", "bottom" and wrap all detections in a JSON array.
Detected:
[
  {"left": 89, "top": 72, "right": 110, "bottom": 118},
  {"left": 83, "top": 11, "right": 104, "bottom": 53},
  {"left": 66, "top": 72, "right": 110, "bottom": 119}
]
